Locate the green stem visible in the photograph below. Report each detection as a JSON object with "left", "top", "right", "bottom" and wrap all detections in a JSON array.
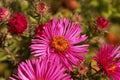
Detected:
[
  {"left": 3, "top": 47, "right": 17, "bottom": 64},
  {"left": 38, "top": 14, "right": 42, "bottom": 24}
]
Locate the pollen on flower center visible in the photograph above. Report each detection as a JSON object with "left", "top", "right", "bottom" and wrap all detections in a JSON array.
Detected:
[
  {"left": 51, "top": 36, "right": 69, "bottom": 52},
  {"left": 107, "top": 65, "right": 117, "bottom": 72}
]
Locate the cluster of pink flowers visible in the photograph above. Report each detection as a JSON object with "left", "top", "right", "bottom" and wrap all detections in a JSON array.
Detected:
[
  {"left": 1, "top": 6, "right": 120, "bottom": 80},
  {"left": 30, "top": 18, "right": 89, "bottom": 71},
  {"left": 0, "top": 7, "right": 28, "bottom": 34},
  {"left": 10, "top": 17, "right": 89, "bottom": 79},
  {"left": 9, "top": 15, "right": 120, "bottom": 80}
]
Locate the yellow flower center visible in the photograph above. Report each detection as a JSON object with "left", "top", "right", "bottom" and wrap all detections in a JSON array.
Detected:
[
  {"left": 51, "top": 36, "right": 69, "bottom": 52},
  {"left": 107, "top": 65, "right": 117, "bottom": 72}
]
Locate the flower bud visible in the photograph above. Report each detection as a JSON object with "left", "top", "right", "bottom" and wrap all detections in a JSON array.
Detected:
[
  {"left": 8, "top": 13, "right": 28, "bottom": 34},
  {"left": 97, "top": 16, "right": 109, "bottom": 29},
  {"left": 36, "top": 23, "right": 48, "bottom": 36},
  {"left": 36, "top": 2, "right": 48, "bottom": 14},
  {"left": 0, "top": 7, "right": 9, "bottom": 20},
  {"left": 78, "top": 63, "right": 88, "bottom": 75}
]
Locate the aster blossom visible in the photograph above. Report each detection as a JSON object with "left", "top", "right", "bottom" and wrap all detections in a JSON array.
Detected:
[
  {"left": 30, "top": 18, "right": 89, "bottom": 70},
  {"left": 94, "top": 44, "right": 120, "bottom": 80},
  {"left": 10, "top": 57, "right": 72, "bottom": 80}
]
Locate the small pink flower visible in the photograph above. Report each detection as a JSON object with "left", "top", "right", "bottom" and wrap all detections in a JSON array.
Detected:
[
  {"left": 0, "top": 7, "right": 9, "bottom": 20},
  {"left": 93, "top": 44, "right": 120, "bottom": 80},
  {"left": 8, "top": 13, "right": 28, "bottom": 34},
  {"left": 97, "top": 16, "right": 109, "bottom": 29},
  {"left": 30, "top": 18, "right": 89, "bottom": 71},
  {"left": 10, "top": 57, "right": 72, "bottom": 80}
]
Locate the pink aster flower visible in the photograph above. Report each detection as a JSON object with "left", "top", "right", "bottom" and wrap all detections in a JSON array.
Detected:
[
  {"left": 30, "top": 18, "right": 89, "bottom": 70},
  {"left": 94, "top": 44, "right": 120, "bottom": 80},
  {"left": 10, "top": 57, "right": 72, "bottom": 80}
]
